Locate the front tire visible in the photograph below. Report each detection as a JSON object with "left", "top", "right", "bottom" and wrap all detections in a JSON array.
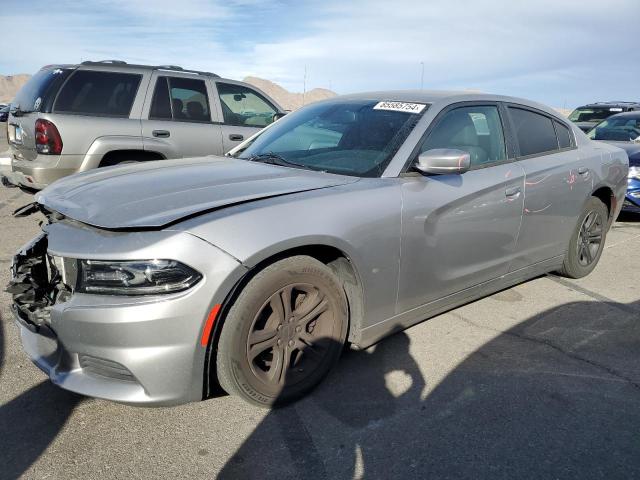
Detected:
[
  {"left": 558, "top": 197, "right": 608, "bottom": 279},
  {"left": 216, "top": 256, "right": 348, "bottom": 407}
]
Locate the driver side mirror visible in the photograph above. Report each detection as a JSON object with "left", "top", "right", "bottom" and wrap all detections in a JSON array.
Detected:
[
  {"left": 415, "top": 149, "right": 471, "bottom": 175},
  {"left": 272, "top": 112, "right": 287, "bottom": 122}
]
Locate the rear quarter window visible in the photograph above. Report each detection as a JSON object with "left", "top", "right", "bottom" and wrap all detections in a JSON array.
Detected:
[{"left": 54, "top": 70, "right": 142, "bottom": 117}]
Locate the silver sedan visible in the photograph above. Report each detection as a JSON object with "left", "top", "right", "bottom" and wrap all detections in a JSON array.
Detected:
[{"left": 8, "top": 91, "right": 629, "bottom": 407}]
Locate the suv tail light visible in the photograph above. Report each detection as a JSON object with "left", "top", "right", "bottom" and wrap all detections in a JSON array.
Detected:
[{"left": 35, "top": 119, "right": 63, "bottom": 154}]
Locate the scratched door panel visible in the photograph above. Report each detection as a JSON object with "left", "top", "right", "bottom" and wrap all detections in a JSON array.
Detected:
[{"left": 511, "top": 149, "right": 591, "bottom": 270}]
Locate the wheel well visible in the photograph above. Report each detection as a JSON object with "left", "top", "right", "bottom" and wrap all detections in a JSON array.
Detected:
[
  {"left": 99, "top": 149, "right": 165, "bottom": 168},
  {"left": 202, "top": 245, "right": 365, "bottom": 400},
  {"left": 592, "top": 187, "right": 614, "bottom": 218}
]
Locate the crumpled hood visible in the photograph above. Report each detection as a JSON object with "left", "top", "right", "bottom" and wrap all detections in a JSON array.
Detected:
[{"left": 36, "top": 156, "right": 357, "bottom": 229}]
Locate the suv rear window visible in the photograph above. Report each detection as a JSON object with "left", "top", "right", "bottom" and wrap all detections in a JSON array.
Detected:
[
  {"left": 54, "top": 70, "right": 141, "bottom": 117},
  {"left": 13, "top": 68, "right": 69, "bottom": 112}
]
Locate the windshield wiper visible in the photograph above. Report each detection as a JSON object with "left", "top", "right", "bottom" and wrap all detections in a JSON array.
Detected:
[{"left": 246, "top": 152, "right": 322, "bottom": 172}]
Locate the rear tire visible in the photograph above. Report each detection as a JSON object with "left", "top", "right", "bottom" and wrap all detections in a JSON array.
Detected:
[
  {"left": 558, "top": 197, "right": 608, "bottom": 279},
  {"left": 216, "top": 256, "right": 348, "bottom": 407}
]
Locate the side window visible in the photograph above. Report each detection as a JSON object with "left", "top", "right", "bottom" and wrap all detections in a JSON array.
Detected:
[
  {"left": 54, "top": 70, "right": 141, "bottom": 117},
  {"left": 149, "top": 77, "right": 171, "bottom": 120},
  {"left": 217, "top": 83, "right": 277, "bottom": 127},
  {"left": 420, "top": 105, "right": 506, "bottom": 167},
  {"left": 509, "top": 107, "right": 558, "bottom": 157},
  {"left": 554, "top": 120, "right": 573, "bottom": 149},
  {"left": 169, "top": 77, "right": 211, "bottom": 122}
]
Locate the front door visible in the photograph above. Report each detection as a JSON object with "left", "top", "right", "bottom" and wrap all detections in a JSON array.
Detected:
[
  {"left": 397, "top": 104, "right": 525, "bottom": 313},
  {"left": 212, "top": 81, "right": 279, "bottom": 152},
  {"left": 141, "top": 73, "right": 224, "bottom": 158}
]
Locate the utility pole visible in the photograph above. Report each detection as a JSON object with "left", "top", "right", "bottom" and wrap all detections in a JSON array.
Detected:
[
  {"left": 420, "top": 61, "right": 424, "bottom": 90},
  {"left": 302, "top": 65, "right": 307, "bottom": 106}
]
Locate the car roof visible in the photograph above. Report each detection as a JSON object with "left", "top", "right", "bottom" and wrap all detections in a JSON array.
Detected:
[
  {"left": 326, "top": 90, "right": 564, "bottom": 119},
  {"left": 607, "top": 111, "right": 640, "bottom": 119}
]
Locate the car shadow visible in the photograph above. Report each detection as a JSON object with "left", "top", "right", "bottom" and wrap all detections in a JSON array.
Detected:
[
  {"left": 0, "top": 312, "right": 82, "bottom": 480},
  {"left": 218, "top": 298, "right": 640, "bottom": 479}
]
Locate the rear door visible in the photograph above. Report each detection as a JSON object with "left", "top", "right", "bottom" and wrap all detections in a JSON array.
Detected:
[
  {"left": 141, "top": 72, "right": 224, "bottom": 158},
  {"left": 397, "top": 103, "right": 526, "bottom": 313},
  {"left": 506, "top": 105, "right": 592, "bottom": 270},
  {"left": 211, "top": 81, "right": 280, "bottom": 152}
]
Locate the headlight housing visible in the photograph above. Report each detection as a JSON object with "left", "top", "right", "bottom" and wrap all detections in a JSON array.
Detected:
[
  {"left": 77, "top": 259, "right": 202, "bottom": 295},
  {"left": 629, "top": 165, "right": 640, "bottom": 181}
]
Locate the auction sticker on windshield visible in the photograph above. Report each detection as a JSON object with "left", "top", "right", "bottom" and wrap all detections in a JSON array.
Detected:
[{"left": 373, "top": 101, "right": 427, "bottom": 114}]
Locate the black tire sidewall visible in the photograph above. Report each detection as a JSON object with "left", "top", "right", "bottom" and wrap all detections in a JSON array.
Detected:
[
  {"left": 216, "top": 256, "right": 348, "bottom": 407},
  {"left": 561, "top": 197, "right": 608, "bottom": 279}
]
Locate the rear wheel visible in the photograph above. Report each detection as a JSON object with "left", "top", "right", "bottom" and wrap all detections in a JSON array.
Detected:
[
  {"left": 558, "top": 197, "right": 608, "bottom": 279},
  {"left": 216, "top": 256, "right": 348, "bottom": 407}
]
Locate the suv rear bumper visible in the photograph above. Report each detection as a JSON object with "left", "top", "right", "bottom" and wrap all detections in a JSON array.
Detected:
[{"left": 11, "top": 156, "right": 79, "bottom": 190}]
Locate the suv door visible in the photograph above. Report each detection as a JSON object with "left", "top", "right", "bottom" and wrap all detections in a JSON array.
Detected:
[
  {"left": 212, "top": 81, "right": 279, "bottom": 152},
  {"left": 506, "top": 105, "right": 592, "bottom": 271},
  {"left": 397, "top": 104, "right": 525, "bottom": 313},
  {"left": 141, "top": 73, "right": 224, "bottom": 158}
]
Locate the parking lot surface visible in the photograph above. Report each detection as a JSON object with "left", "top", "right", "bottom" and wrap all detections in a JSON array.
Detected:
[{"left": 1, "top": 185, "right": 639, "bottom": 479}]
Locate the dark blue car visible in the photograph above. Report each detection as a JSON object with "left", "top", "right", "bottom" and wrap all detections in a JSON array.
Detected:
[
  {"left": 588, "top": 111, "right": 640, "bottom": 213},
  {"left": 0, "top": 104, "right": 9, "bottom": 122}
]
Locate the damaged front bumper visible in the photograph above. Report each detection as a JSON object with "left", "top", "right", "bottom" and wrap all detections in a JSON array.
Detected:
[
  {"left": 7, "top": 232, "right": 72, "bottom": 332},
  {"left": 6, "top": 212, "right": 246, "bottom": 406}
]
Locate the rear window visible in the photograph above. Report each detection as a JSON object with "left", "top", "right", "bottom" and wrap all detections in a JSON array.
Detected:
[
  {"left": 509, "top": 107, "right": 558, "bottom": 157},
  {"left": 568, "top": 107, "right": 619, "bottom": 123},
  {"left": 12, "top": 68, "right": 68, "bottom": 112},
  {"left": 54, "top": 70, "right": 141, "bottom": 117}
]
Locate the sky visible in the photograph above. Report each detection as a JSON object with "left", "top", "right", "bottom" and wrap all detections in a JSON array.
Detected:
[{"left": 1, "top": 0, "right": 638, "bottom": 109}]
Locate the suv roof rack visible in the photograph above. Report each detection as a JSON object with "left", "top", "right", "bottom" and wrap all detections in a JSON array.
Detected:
[
  {"left": 79, "top": 60, "right": 219, "bottom": 78},
  {"left": 591, "top": 101, "right": 640, "bottom": 105}
]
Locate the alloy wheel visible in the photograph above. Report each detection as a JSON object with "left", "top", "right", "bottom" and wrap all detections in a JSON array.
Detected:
[
  {"left": 246, "top": 283, "right": 335, "bottom": 388},
  {"left": 576, "top": 210, "right": 603, "bottom": 266}
]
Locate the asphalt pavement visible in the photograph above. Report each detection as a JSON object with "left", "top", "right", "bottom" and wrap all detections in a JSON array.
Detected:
[{"left": 0, "top": 185, "right": 639, "bottom": 480}]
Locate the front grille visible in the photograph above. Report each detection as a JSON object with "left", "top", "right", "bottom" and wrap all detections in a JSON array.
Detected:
[
  {"left": 79, "top": 355, "right": 136, "bottom": 382},
  {"left": 6, "top": 233, "right": 71, "bottom": 330}
]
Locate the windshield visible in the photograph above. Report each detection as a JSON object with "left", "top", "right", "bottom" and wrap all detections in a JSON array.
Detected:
[
  {"left": 568, "top": 107, "right": 622, "bottom": 123},
  {"left": 587, "top": 116, "right": 640, "bottom": 142},
  {"left": 234, "top": 99, "right": 428, "bottom": 177}
]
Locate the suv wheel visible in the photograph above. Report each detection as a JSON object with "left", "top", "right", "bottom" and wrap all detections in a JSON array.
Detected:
[
  {"left": 216, "top": 256, "right": 348, "bottom": 407},
  {"left": 558, "top": 197, "right": 608, "bottom": 279}
]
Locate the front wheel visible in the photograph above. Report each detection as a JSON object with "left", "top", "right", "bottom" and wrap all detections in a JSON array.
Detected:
[
  {"left": 216, "top": 256, "right": 348, "bottom": 407},
  {"left": 558, "top": 197, "right": 608, "bottom": 279}
]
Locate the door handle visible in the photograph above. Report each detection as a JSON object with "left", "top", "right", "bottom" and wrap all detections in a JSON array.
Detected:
[
  {"left": 152, "top": 130, "right": 170, "bottom": 138},
  {"left": 505, "top": 186, "right": 522, "bottom": 198},
  {"left": 577, "top": 167, "right": 589, "bottom": 175},
  {"left": 229, "top": 134, "right": 244, "bottom": 141}
]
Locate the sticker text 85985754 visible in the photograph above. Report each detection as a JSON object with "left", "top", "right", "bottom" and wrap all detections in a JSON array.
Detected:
[{"left": 373, "top": 101, "right": 427, "bottom": 114}]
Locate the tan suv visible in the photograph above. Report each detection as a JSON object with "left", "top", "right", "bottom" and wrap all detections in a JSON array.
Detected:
[{"left": 4, "top": 60, "right": 285, "bottom": 190}]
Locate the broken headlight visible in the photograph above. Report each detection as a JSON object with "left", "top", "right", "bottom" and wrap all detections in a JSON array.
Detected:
[{"left": 77, "top": 259, "right": 202, "bottom": 295}]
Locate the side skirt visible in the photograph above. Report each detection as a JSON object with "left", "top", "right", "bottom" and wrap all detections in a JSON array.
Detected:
[{"left": 354, "top": 255, "right": 564, "bottom": 350}]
